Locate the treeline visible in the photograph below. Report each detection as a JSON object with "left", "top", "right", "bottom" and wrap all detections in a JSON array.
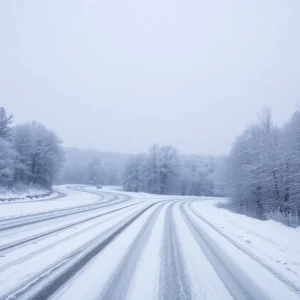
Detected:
[
  {"left": 122, "top": 108, "right": 300, "bottom": 227},
  {"left": 122, "top": 144, "right": 219, "bottom": 196},
  {"left": 0, "top": 107, "right": 64, "bottom": 190},
  {"left": 59, "top": 147, "right": 128, "bottom": 186},
  {"left": 224, "top": 107, "right": 300, "bottom": 226}
]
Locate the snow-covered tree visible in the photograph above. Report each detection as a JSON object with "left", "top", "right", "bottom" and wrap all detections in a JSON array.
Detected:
[
  {"left": 225, "top": 107, "right": 300, "bottom": 226},
  {"left": 29, "top": 123, "right": 64, "bottom": 189},
  {"left": 144, "top": 144, "right": 160, "bottom": 194},
  {"left": 0, "top": 117, "right": 64, "bottom": 190},
  {"left": 84, "top": 157, "right": 106, "bottom": 185},
  {"left": 12, "top": 124, "right": 35, "bottom": 184},
  {"left": 210, "top": 156, "right": 228, "bottom": 196},
  {"left": 0, "top": 108, "right": 15, "bottom": 188},
  {"left": 123, "top": 154, "right": 147, "bottom": 192},
  {"left": 157, "top": 146, "right": 180, "bottom": 194},
  {"left": 279, "top": 111, "right": 300, "bottom": 225},
  {"left": 0, "top": 138, "right": 16, "bottom": 187},
  {"left": 0, "top": 107, "right": 13, "bottom": 141},
  {"left": 179, "top": 155, "right": 215, "bottom": 196},
  {"left": 122, "top": 144, "right": 216, "bottom": 196}
]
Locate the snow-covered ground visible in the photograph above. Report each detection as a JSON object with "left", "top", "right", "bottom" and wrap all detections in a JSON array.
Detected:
[
  {"left": 191, "top": 199, "right": 300, "bottom": 293},
  {"left": 0, "top": 187, "right": 55, "bottom": 202},
  {"left": 0, "top": 185, "right": 101, "bottom": 218},
  {"left": 0, "top": 185, "right": 299, "bottom": 300}
]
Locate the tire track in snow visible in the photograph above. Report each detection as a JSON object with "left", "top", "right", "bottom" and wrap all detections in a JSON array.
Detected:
[
  {"left": 0, "top": 201, "right": 142, "bottom": 255},
  {"left": 188, "top": 202, "right": 300, "bottom": 296},
  {"left": 159, "top": 202, "right": 192, "bottom": 300},
  {"left": 180, "top": 202, "right": 271, "bottom": 300},
  {"left": 0, "top": 192, "right": 132, "bottom": 232},
  {"left": 3, "top": 203, "right": 158, "bottom": 300},
  {"left": 0, "top": 186, "right": 130, "bottom": 230},
  {"left": 69, "top": 186, "right": 133, "bottom": 203},
  {"left": 99, "top": 202, "right": 166, "bottom": 300},
  {"left": 0, "top": 204, "right": 139, "bottom": 275}
]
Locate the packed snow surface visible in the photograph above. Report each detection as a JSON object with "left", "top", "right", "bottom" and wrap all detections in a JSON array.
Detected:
[{"left": 0, "top": 186, "right": 298, "bottom": 300}]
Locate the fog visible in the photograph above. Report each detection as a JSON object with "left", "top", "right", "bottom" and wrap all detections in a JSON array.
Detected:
[{"left": 1, "top": 1, "right": 299, "bottom": 155}]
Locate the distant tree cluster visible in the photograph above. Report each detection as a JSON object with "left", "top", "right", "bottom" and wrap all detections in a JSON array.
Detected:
[
  {"left": 0, "top": 107, "right": 64, "bottom": 190},
  {"left": 122, "top": 144, "right": 219, "bottom": 196},
  {"left": 61, "top": 157, "right": 112, "bottom": 186},
  {"left": 224, "top": 107, "right": 300, "bottom": 226},
  {"left": 60, "top": 148, "right": 123, "bottom": 186}
]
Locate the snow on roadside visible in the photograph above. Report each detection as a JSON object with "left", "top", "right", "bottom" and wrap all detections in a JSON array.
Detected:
[
  {"left": 0, "top": 185, "right": 101, "bottom": 219},
  {"left": 192, "top": 199, "right": 300, "bottom": 293},
  {"left": 0, "top": 187, "right": 55, "bottom": 202}
]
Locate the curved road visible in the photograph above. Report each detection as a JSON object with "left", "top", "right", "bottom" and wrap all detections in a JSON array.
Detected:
[{"left": 0, "top": 187, "right": 298, "bottom": 300}]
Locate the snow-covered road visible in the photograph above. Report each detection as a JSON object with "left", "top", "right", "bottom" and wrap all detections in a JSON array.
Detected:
[{"left": 0, "top": 186, "right": 299, "bottom": 300}]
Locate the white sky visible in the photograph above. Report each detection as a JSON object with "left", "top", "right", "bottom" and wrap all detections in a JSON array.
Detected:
[{"left": 0, "top": 1, "right": 299, "bottom": 155}]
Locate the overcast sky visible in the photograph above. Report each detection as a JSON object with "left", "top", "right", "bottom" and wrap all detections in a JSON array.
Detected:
[{"left": 1, "top": 1, "right": 299, "bottom": 155}]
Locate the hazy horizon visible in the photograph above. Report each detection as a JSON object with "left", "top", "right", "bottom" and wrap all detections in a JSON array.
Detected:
[{"left": 1, "top": 1, "right": 299, "bottom": 155}]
